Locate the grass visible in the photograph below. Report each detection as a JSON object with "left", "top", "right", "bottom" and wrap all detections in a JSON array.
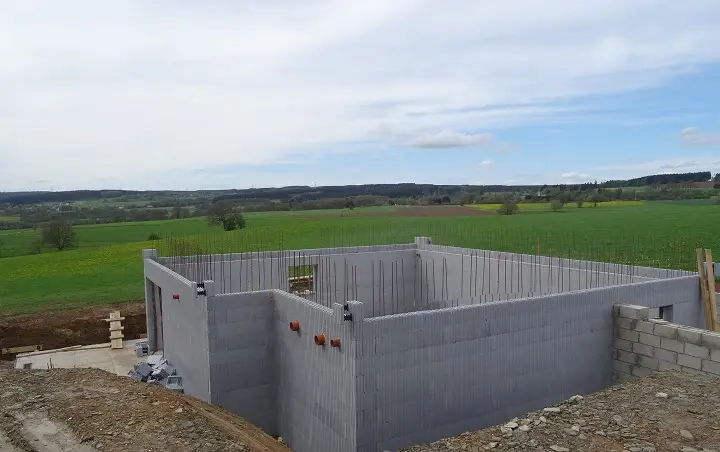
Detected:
[
  {"left": 0, "top": 216, "right": 20, "bottom": 222},
  {"left": 1, "top": 202, "right": 718, "bottom": 315}
]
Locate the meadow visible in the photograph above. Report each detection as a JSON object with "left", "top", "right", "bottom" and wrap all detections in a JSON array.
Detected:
[{"left": 0, "top": 202, "right": 718, "bottom": 314}]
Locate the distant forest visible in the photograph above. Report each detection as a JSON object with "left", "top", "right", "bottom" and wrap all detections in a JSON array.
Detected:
[{"left": 1, "top": 171, "right": 717, "bottom": 205}]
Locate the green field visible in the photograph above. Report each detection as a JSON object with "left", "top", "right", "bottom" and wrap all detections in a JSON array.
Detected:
[{"left": 0, "top": 202, "right": 718, "bottom": 315}]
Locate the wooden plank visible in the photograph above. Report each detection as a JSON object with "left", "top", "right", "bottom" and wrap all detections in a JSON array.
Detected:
[
  {"left": 705, "top": 249, "right": 719, "bottom": 331},
  {"left": 697, "top": 248, "right": 713, "bottom": 330},
  {"left": 110, "top": 338, "right": 124, "bottom": 349},
  {"left": 1, "top": 344, "right": 43, "bottom": 355}
]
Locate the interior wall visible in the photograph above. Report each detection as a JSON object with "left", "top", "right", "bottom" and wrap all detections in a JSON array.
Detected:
[
  {"left": 355, "top": 275, "right": 703, "bottom": 452},
  {"left": 415, "top": 249, "right": 658, "bottom": 310}
]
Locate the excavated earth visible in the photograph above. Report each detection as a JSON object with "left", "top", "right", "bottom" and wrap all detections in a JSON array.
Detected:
[
  {"left": 0, "top": 362, "right": 289, "bottom": 452},
  {"left": 402, "top": 371, "right": 720, "bottom": 452}
]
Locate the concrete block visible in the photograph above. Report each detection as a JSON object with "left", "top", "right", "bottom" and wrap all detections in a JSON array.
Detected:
[
  {"left": 660, "top": 338, "right": 684, "bottom": 353},
  {"left": 634, "top": 320, "right": 655, "bottom": 334},
  {"left": 632, "top": 342, "right": 655, "bottom": 357},
  {"left": 681, "top": 366, "right": 706, "bottom": 376},
  {"left": 617, "top": 305, "right": 650, "bottom": 320},
  {"left": 613, "top": 338, "right": 633, "bottom": 352},
  {"left": 616, "top": 318, "right": 637, "bottom": 331},
  {"left": 613, "top": 360, "right": 632, "bottom": 374},
  {"left": 616, "top": 350, "right": 638, "bottom": 364},
  {"left": 701, "top": 331, "right": 720, "bottom": 349},
  {"left": 637, "top": 355, "right": 659, "bottom": 371},
  {"left": 702, "top": 359, "right": 720, "bottom": 375},
  {"left": 617, "top": 328, "right": 639, "bottom": 343},
  {"left": 654, "top": 323, "right": 678, "bottom": 340},
  {"left": 658, "top": 360, "right": 681, "bottom": 372},
  {"left": 677, "top": 328, "right": 703, "bottom": 345},
  {"left": 677, "top": 354, "right": 702, "bottom": 370},
  {"left": 654, "top": 348, "right": 677, "bottom": 364},
  {"left": 631, "top": 365, "right": 654, "bottom": 377},
  {"left": 684, "top": 343, "right": 710, "bottom": 359},
  {"left": 638, "top": 333, "right": 661, "bottom": 347},
  {"left": 712, "top": 349, "right": 720, "bottom": 362}
]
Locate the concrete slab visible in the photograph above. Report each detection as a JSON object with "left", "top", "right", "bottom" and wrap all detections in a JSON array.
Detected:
[{"left": 14, "top": 340, "right": 162, "bottom": 376}]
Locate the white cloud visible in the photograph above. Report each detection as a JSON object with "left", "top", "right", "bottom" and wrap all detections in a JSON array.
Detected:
[
  {"left": 680, "top": 124, "right": 720, "bottom": 146},
  {"left": 2, "top": 1, "right": 720, "bottom": 189},
  {"left": 594, "top": 156, "right": 720, "bottom": 175},
  {"left": 408, "top": 130, "right": 492, "bottom": 148},
  {"left": 479, "top": 160, "right": 494, "bottom": 167},
  {"left": 560, "top": 172, "right": 593, "bottom": 183}
]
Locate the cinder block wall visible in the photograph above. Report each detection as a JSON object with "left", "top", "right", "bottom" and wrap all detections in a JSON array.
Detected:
[
  {"left": 416, "top": 246, "right": 660, "bottom": 309},
  {"left": 143, "top": 258, "right": 211, "bottom": 402},
  {"left": 613, "top": 303, "right": 720, "bottom": 382},
  {"left": 205, "top": 289, "right": 361, "bottom": 452},
  {"left": 274, "top": 291, "right": 359, "bottom": 452},
  {"left": 207, "top": 291, "right": 277, "bottom": 432},
  {"left": 356, "top": 275, "right": 704, "bottom": 452}
]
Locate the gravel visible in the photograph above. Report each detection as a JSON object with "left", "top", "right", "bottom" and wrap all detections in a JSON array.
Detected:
[{"left": 402, "top": 371, "right": 720, "bottom": 452}]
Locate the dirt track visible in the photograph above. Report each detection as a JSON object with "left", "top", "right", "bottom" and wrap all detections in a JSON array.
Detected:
[{"left": 0, "top": 302, "right": 146, "bottom": 360}]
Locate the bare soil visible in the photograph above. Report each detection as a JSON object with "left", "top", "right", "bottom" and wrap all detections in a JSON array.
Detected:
[
  {"left": 0, "top": 362, "right": 289, "bottom": 452},
  {"left": 296, "top": 205, "right": 494, "bottom": 219},
  {"left": 0, "top": 302, "right": 146, "bottom": 360},
  {"left": 402, "top": 371, "right": 720, "bottom": 452}
]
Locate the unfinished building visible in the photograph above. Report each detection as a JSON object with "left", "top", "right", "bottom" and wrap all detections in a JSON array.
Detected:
[{"left": 142, "top": 237, "right": 706, "bottom": 452}]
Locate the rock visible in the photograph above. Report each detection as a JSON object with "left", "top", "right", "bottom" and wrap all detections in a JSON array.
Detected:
[
  {"left": 568, "top": 395, "right": 584, "bottom": 403},
  {"left": 544, "top": 407, "right": 561, "bottom": 413},
  {"left": 503, "top": 422, "right": 519, "bottom": 429},
  {"left": 595, "top": 430, "right": 606, "bottom": 436},
  {"left": 655, "top": 392, "right": 669, "bottom": 398},
  {"left": 679, "top": 430, "right": 694, "bottom": 441},
  {"left": 485, "top": 442, "right": 498, "bottom": 449},
  {"left": 518, "top": 425, "right": 531, "bottom": 432},
  {"left": 680, "top": 448, "right": 698, "bottom": 452},
  {"left": 550, "top": 446, "right": 569, "bottom": 452},
  {"left": 174, "top": 408, "right": 183, "bottom": 413},
  {"left": 500, "top": 427, "right": 513, "bottom": 435},
  {"left": 539, "top": 416, "right": 547, "bottom": 423},
  {"left": 613, "top": 415, "right": 623, "bottom": 424}
]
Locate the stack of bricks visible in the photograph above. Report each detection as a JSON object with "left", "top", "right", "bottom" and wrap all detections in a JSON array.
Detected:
[{"left": 613, "top": 304, "right": 720, "bottom": 382}]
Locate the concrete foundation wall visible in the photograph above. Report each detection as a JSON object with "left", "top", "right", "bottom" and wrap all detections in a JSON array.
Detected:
[
  {"left": 143, "top": 258, "right": 211, "bottom": 402},
  {"left": 207, "top": 291, "right": 277, "bottom": 432},
  {"left": 274, "top": 291, "right": 359, "bottom": 452},
  {"left": 356, "top": 275, "right": 704, "bottom": 451},
  {"left": 612, "top": 303, "right": 720, "bottom": 382}
]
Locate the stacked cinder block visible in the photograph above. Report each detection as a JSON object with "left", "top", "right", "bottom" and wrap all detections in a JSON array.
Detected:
[{"left": 613, "top": 304, "right": 720, "bottom": 382}]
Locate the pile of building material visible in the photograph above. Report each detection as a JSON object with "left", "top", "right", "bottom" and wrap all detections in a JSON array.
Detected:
[{"left": 127, "top": 345, "right": 183, "bottom": 393}]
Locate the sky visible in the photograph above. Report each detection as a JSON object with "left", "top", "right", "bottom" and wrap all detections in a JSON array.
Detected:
[{"left": 1, "top": 1, "right": 720, "bottom": 192}]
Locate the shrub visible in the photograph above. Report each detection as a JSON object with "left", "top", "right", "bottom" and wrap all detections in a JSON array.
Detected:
[
  {"left": 551, "top": 199, "right": 564, "bottom": 212},
  {"left": 148, "top": 232, "right": 161, "bottom": 240},
  {"left": 497, "top": 200, "right": 519, "bottom": 215},
  {"left": 42, "top": 220, "right": 78, "bottom": 251}
]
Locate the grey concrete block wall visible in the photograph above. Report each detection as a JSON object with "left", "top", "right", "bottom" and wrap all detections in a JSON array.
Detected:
[
  {"left": 612, "top": 303, "right": 720, "bottom": 382},
  {"left": 207, "top": 291, "right": 277, "bottom": 433},
  {"left": 355, "top": 275, "right": 704, "bottom": 451},
  {"left": 274, "top": 291, "right": 358, "bottom": 452},
  {"left": 143, "top": 258, "right": 211, "bottom": 402}
]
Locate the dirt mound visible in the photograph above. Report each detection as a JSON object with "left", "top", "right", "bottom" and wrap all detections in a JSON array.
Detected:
[
  {"left": 0, "top": 302, "right": 146, "bottom": 360},
  {"left": 0, "top": 363, "right": 289, "bottom": 452},
  {"left": 402, "top": 371, "right": 720, "bottom": 452}
]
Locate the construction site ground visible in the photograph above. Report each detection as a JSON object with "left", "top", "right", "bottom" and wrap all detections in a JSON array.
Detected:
[
  {"left": 0, "top": 302, "right": 146, "bottom": 360},
  {"left": 402, "top": 371, "right": 720, "bottom": 452},
  {"left": 0, "top": 362, "right": 289, "bottom": 452}
]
